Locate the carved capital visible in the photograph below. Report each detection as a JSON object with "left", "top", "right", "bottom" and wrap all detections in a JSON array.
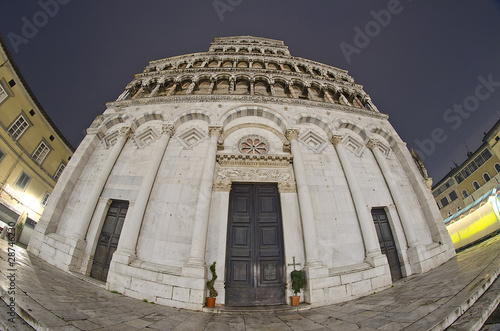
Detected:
[
  {"left": 213, "top": 179, "right": 232, "bottom": 192},
  {"left": 208, "top": 126, "right": 223, "bottom": 138},
  {"left": 285, "top": 129, "right": 300, "bottom": 141},
  {"left": 366, "top": 138, "right": 380, "bottom": 151},
  {"left": 162, "top": 123, "right": 175, "bottom": 136},
  {"left": 283, "top": 141, "right": 291, "bottom": 153},
  {"left": 330, "top": 134, "right": 343, "bottom": 146},
  {"left": 119, "top": 126, "right": 133, "bottom": 138},
  {"left": 278, "top": 181, "right": 296, "bottom": 193}
]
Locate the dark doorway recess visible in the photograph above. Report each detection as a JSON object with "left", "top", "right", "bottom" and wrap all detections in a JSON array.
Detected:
[
  {"left": 225, "top": 183, "right": 286, "bottom": 306},
  {"left": 371, "top": 208, "right": 403, "bottom": 281},
  {"left": 90, "top": 200, "right": 129, "bottom": 282}
]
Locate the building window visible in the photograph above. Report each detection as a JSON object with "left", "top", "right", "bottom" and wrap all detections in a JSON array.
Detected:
[
  {"left": 462, "top": 189, "right": 469, "bottom": 198},
  {"left": 0, "top": 82, "right": 8, "bottom": 104},
  {"left": 473, "top": 181, "right": 480, "bottom": 190},
  {"left": 0, "top": 149, "right": 5, "bottom": 163},
  {"left": 32, "top": 141, "right": 51, "bottom": 165},
  {"left": 41, "top": 192, "right": 50, "bottom": 206},
  {"left": 495, "top": 163, "right": 500, "bottom": 173},
  {"left": 440, "top": 197, "right": 449, "bottom": 208},
  {"left": 449, "top": 191, "right": 458, "bottom": 201},
  {"left": 8, "top": 114, "right": 30, "bottom": 140},
  {"left": 15, "top": 172, "right": 30, "bottom": 190},
  {"left": 54, "top": 163, "right": 66, "bottom": 180},
  {"left": 483, "top": 173, "right": 491, "bottom": 183}
]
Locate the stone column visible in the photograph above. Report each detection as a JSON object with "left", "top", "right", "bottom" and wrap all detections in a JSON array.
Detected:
[
  {"left": 116, "top": 89, "right": 130, "bottom": 101},
  {"left": 148, "top": 78, "right": 164, "bottom": 97},
  {"left": 250, "top": 79, "right": 255, "bottom": 95},
  {"left": 132, "top": 86, "right": 144, "bottom": 99},
  {"left": 229, "top": 77, "right": 235, "bottom": 94},
  {"left": 167, "top": 82, "right": 178, "bottom": 96},
  {"left": 288, "top": 83, "right": 298, "bottom": 99},
  {"left": 70, "top": 127, "right": 132, "bottom": 241},
  {"left": 208, "top": 79, "right": 215, "bottom": 94},
  {"left": 183, "top": 126, "right": 222, "bottom": 277},
  {"left": 331, "top": 135, "right": 381, "bottom": 258},
  {"left": 306, "top": 86, "right": 316, "bottom": 101},
  {"left": 186, "top": 80, "right": 197, "bottom": 95},
  {"left": 367, "top": 139, "right": 419, "bottom": 247},
  {"left": 323, "top": 89, "right": 335, "bottom": 104},
  {"left": 339, "top": 93, "right": 350, "bottom": 106},
  {"left": 286, "top": 129, "right": 321, "bottom": 267},
  {"left": 270, "top": 81, "right": 276, "bottom": 96},
  {"left": 32, "top": 128, "right": 102, "bottom": 238},
  {"left": 114, "top": 124, "right": 175, "bottom": 263}
]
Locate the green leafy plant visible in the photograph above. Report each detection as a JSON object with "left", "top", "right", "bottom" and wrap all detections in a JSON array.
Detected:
[
  {"left": 290, "top": 269, "right": 305, "bottom": 296},
  {"left": 206, "top": 262, "right": 218, "bottom": 298}
]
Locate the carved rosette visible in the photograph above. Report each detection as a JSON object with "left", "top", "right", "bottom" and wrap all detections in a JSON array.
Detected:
[{"left": 238, "top": 135, "right": 269, "bottom": 154}]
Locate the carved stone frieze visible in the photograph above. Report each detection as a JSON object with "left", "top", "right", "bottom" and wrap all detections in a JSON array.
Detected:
[{"left": 214, "top": 163, "right": 296, "bottom": 193}]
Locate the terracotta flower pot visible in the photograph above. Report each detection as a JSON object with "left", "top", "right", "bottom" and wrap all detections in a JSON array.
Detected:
[
  {"left": 290, "top": 295, "right": 300, "bottom": 306},
  {"left": 206, "top": 297, "right": 216, "bottom": 308}
]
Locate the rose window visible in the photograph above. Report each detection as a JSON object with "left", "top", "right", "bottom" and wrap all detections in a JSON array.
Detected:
[{"left": 238, "top": 135, "right": 269, "bottom": 154}]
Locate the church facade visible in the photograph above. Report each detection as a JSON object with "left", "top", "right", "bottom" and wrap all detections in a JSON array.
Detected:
[{"left": 28, "top": 36, "right": 455, "bottom": 310}]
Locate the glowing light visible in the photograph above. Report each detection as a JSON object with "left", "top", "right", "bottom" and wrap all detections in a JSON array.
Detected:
[{"left": 446, "top": 195, "right": 500, "bottom": 250}]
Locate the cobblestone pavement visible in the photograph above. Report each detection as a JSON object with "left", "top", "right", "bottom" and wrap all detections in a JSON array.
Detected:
[{"left": 1, "top": 235, "right": 500, "bottom": 331}]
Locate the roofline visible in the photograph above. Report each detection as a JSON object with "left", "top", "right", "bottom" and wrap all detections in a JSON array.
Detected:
[
  {"left": 483, "top": 118, "right": 500, "bottom": 143},
  {"left": 0, "top": 33, "right": 75, "bottom": 152},
  {"left": 432, "top": 141, "right": 489, "bottom": 190}
]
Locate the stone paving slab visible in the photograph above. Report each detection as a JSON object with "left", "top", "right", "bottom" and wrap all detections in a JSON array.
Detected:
[{"left": 0, "top": 235, "right": 500, "bottom": 330}]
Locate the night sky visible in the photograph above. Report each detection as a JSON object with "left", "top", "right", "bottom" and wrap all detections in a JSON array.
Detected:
[{"left": 1, "top": 1, "right": 499, "bottom": 182}]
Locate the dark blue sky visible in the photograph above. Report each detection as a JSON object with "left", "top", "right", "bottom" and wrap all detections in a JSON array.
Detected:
[{"left": 1, "top": 1, "right": 499, "bottom": 182}]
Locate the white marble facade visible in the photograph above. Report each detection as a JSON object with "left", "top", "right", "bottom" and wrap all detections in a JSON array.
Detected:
[{"left": 28, "top": 36, "right": 455, "bottom": 310}]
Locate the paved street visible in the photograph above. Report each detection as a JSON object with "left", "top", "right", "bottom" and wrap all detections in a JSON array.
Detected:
[{"left": 1, "top": 235, "right": 500, "bottom": 330}]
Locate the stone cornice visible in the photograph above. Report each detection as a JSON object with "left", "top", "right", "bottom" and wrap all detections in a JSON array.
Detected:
[
  {"left": 106, "top": 94, "right": 389, "bottom": 120},
  {"left": 216, "top": 153, "right": 292, "bottom": 168}
]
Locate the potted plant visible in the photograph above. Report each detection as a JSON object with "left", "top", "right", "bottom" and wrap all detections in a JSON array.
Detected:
[
  {"left": 206, "top": 261, "right": 218, "bottom": 307},
  {"left": 15, "top": 221, "right": 24, "bottom": 242},
  {"left": 290, "top": 269, "right": 305, "bottom": 306}
]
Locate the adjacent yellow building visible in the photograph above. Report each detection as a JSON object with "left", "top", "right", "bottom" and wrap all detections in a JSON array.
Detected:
[
  {"left": 433, "top": 119, "right": 500, "bottom": 220},
  {"left": 0, "top": 34, "right": 73, "bottom": 244}
]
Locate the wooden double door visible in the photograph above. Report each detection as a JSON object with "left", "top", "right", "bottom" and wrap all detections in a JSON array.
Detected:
[
  {"left": 371, "top": 208, "right": 403, "bottom": 281},
  {"left": 225, "top": 183, "right": 286, "bottom": 306},
  {"left": 90, "top": 200, "right": 128, "bottom": 282}
]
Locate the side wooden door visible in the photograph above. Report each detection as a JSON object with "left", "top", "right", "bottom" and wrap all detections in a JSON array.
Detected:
[
  {"left": 371, "top": 208, "right": 403, "bottom": 281},
  {"left": 90, "top": 200, "right": 128, "bottom": 282}
]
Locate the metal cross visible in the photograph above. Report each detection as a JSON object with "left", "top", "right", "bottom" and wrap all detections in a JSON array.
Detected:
[{"left": 287, "top": 256, "right": 301, "bottom": 271}]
